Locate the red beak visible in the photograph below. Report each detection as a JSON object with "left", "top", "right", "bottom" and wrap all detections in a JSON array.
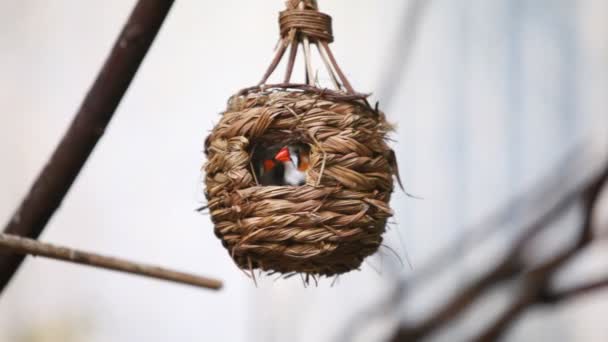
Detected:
[{"left": 274, "top": 147, "right": 291, "bottom": 163}]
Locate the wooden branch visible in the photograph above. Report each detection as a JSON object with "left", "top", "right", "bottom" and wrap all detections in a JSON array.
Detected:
[
  {"left": 472, "top": 245, "right": 580, "bottom": 342},
  {"left": 390, "top": 257, "right": 521, "bottom": 341},
  {"left": 473, "top": 163, "right": 608, "bottom": 342},
  {"left": 389, "top": 157, "right": 608, "bottom": 342},
  {"left": 541, "top": 276, "right": 608, "bottom": 304},
  {"left": 389, "top": 161, "right": 588, "bottom": 341},
  {"left": 0, "top": 233, "right": 222, "bottom": 290},
  {"left": 0, "top": 0, "right": 175, "bottom": 294}
]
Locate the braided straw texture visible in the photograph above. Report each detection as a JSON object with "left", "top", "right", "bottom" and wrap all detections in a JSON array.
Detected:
[{"left": 204, "top": 87, "right": 395, "bottom": 276}]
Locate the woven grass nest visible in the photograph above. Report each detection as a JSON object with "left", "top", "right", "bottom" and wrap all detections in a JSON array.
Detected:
[{"left": 203, "top": 0, "right": 400, "bottom": 278}]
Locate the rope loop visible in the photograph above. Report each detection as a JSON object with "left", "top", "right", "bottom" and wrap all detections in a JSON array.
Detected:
[{"left": 279, "top": 9, "right": 334, "bottom": 43}]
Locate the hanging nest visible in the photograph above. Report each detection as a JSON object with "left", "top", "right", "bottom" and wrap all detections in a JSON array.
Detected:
[{"left": 203, "top": 0, "right": 400, "bottom": 277}]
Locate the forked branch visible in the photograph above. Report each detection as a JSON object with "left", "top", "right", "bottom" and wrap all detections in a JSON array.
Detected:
[{"left": 388, "top": 155, "right": 608, "bottom": 342}]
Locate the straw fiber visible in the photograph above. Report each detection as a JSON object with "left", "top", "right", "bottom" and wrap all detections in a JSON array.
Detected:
[{"left": 204, "top": 86, "right": 397, "bottom": 276}]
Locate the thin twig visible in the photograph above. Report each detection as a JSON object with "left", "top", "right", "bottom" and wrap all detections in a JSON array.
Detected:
[
  {"left": 472, "top": 246, "right": 580, "bottom": 342},
  {"left": 472, "top": 160, "right": 608, "bottom": 342},
  {"left": 319, "top": 41, "right": 355, "bottom": 94},
  {"left": 0, "top": 233, "right": 222, "bottom": 290},
  {"left": 284, "top": 40, "right": 299, "bottom": 83},
  {"left": 0, "top": 0, "right": 175, "bottom": 295},
  {"left": 389, "top": 155, "right": 608, "bottom": 342},
  {"left": 259, "top": 38, "right": 289, "bottom": 85},
  {"left": 316, "top": 42, "right": 342, "bottom": 90},
  {"left": 541, "top": 276, "right": 608, "bottom": 304}
]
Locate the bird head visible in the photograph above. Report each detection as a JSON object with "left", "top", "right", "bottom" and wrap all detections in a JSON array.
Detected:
[
  {"left": 275, "top": 146, "right": 310, "bottom": 171},
  {"left": 262, "top": 147, "right": 292, "bottom": 173},
  {"left": 262, "top": 145, "right": 310, "bottom": 174}
]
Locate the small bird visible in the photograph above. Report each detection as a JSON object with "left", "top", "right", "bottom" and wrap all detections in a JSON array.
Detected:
[
  {"left": 252, "top": 144, "right": 310, "bottom": 186},
  {"left": 275, "top": 145, "right": 310, "bottom": 186}
]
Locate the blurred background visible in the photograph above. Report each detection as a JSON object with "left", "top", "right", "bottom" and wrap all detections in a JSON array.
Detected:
[{"left": 0, "top": 0, "right": 607, "bottom": 341}]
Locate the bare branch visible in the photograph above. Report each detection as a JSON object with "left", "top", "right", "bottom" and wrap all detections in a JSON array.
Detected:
[
  {"left": 541, "top": 276, "right": 608, "bottom": 304},
  {"left": 472, "top": 160, "right": 608, "bottom": 341},
  {"left": 472, "top": 245, "right": 581, "bottom": 342},
  {"left": 0, "top": 233, "right": 222, "bottom": 291},
  {"left": 0, "top": 0, "right": 175, "bottom": 294},
  {"left": 389, "top": 155, "right": 608, "bottom": 342}
]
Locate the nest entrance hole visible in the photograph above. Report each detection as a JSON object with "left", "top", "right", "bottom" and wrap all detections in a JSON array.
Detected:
[{"left": 250, "top": 140, "right": 312, "bottom": 186}]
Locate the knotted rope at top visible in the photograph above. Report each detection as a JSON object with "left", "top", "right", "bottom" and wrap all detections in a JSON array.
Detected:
[
  {"left": 257, "top": 0, "right": 355, "bottom": 94},
  {"left": 279, "top": 9, "right": 333, "bottom": 43}
]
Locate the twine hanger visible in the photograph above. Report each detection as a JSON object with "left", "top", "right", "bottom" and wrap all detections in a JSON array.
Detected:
[{"left": 258, "top": 0, "right": 355, "bottom": 94}]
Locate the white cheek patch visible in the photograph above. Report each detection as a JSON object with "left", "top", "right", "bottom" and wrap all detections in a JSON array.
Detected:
[
  {"left": 283, "top": 146, "right": 307, "bottom": 186},
  {"left": 284, "top": 166, "right": 306, "bottom": 186}
]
